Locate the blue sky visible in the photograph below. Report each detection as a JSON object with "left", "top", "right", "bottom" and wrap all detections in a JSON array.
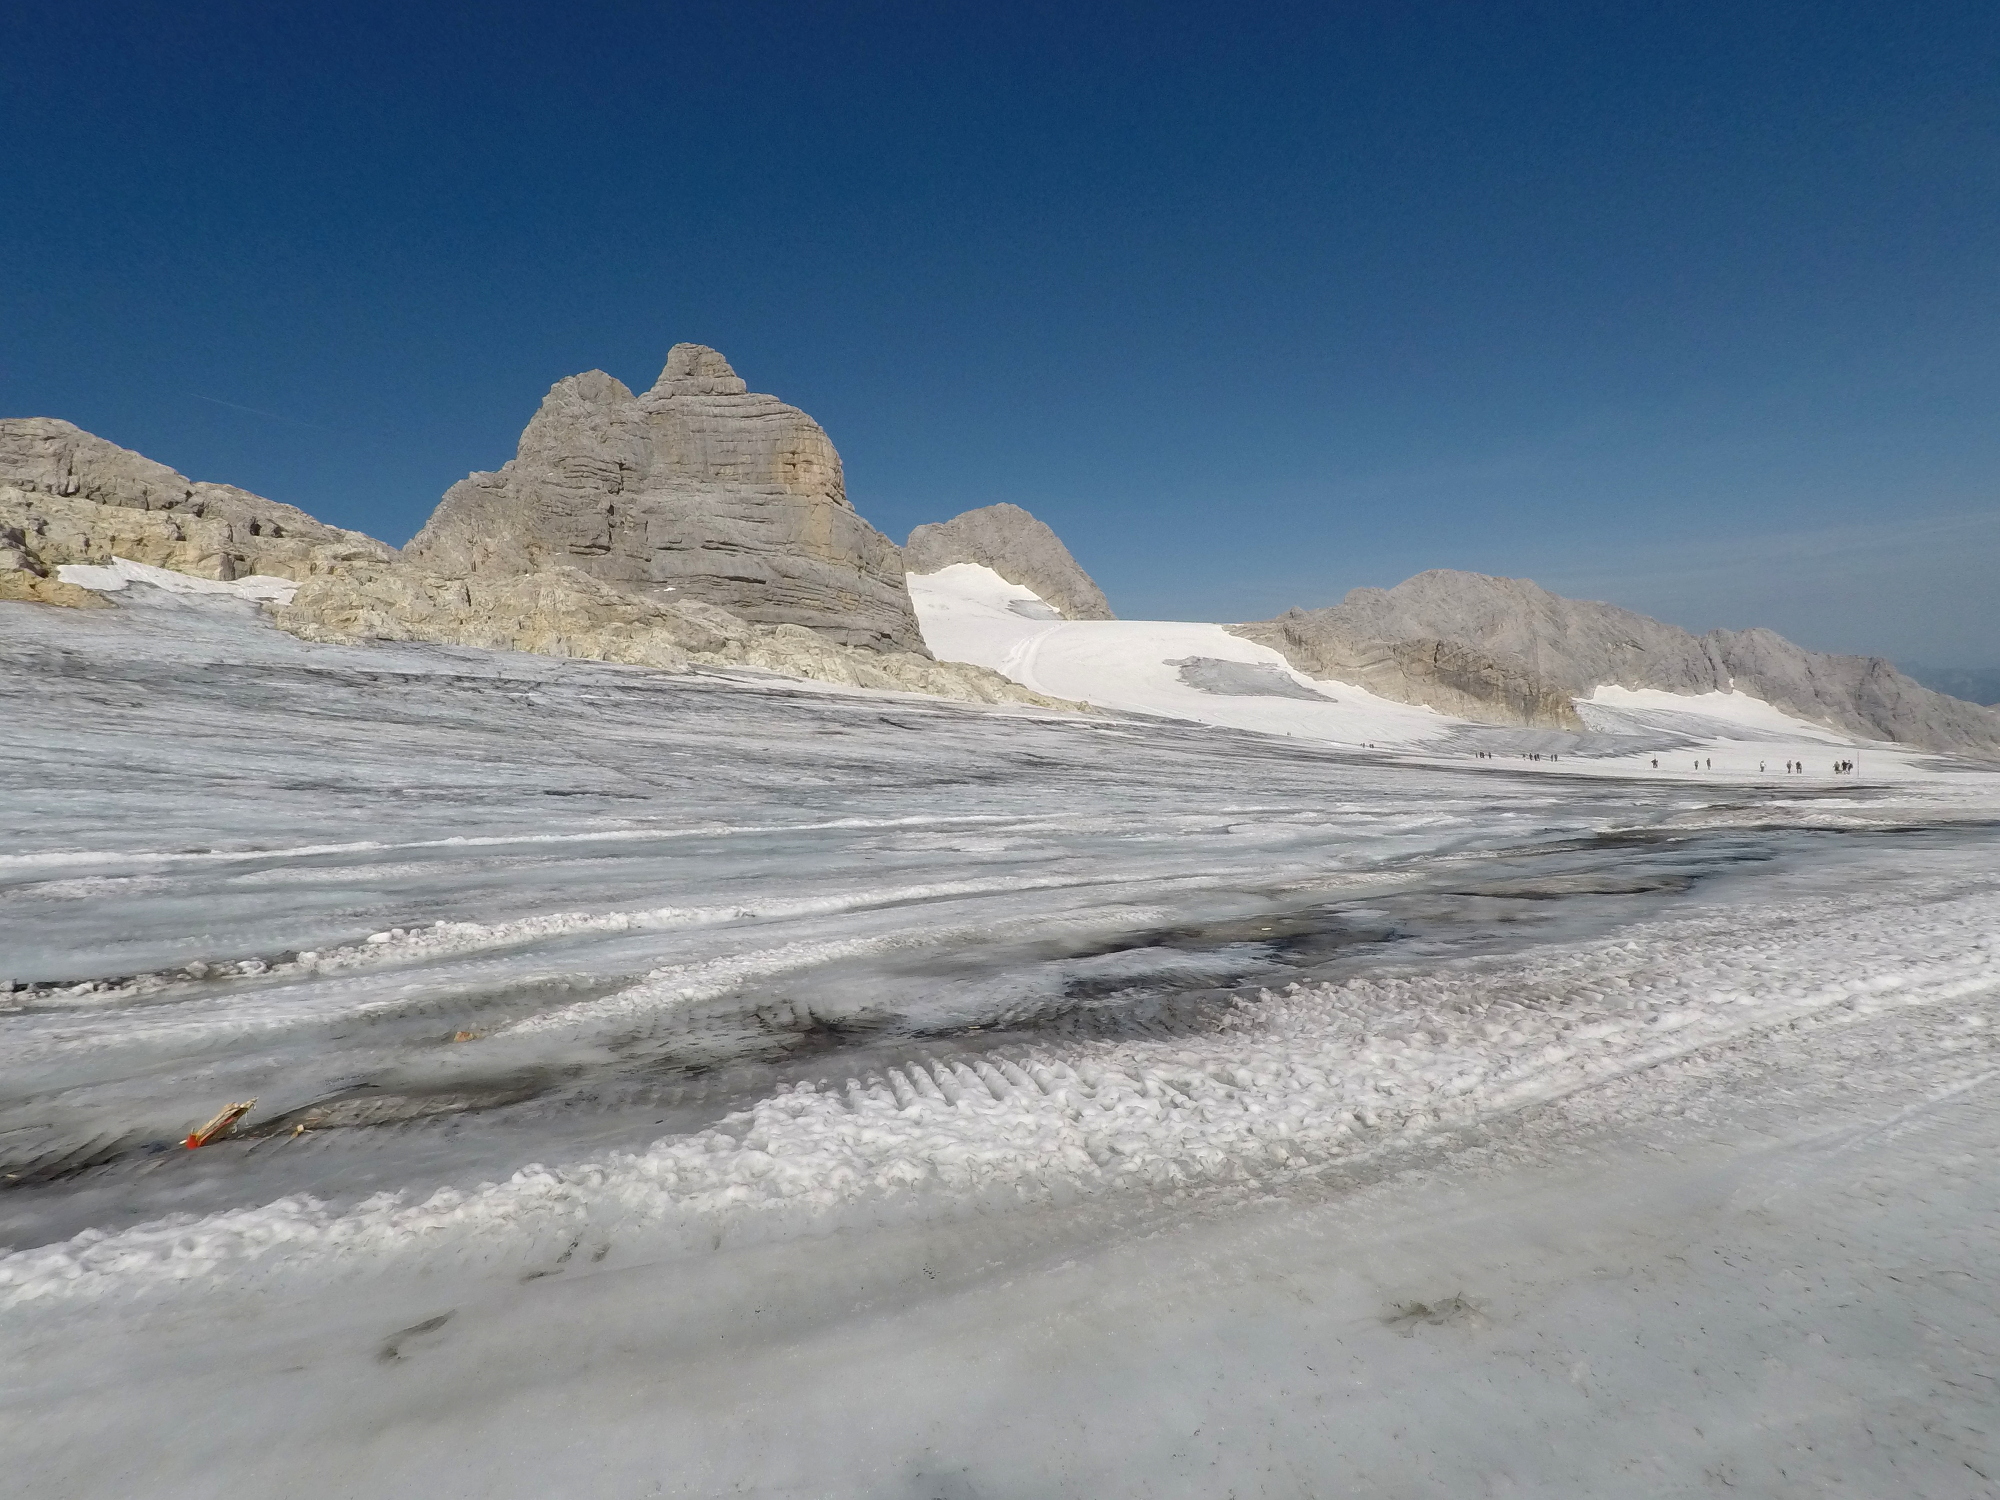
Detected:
[{"left": 4, "top": 1, "right": 1996, "bottom": 663}]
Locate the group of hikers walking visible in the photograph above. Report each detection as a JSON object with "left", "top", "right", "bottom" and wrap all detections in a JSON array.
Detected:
[
  {"left": 1474, "top": 750, "right": 1860, "bottom": 774},
  {"left": 1640, "top": 756, "right": 1860, "bottom": 775}
]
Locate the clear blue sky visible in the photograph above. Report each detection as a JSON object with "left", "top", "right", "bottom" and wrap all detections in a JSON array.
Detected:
[{"left": 5, "top": 2, "right": 1996, "bottom": 663}]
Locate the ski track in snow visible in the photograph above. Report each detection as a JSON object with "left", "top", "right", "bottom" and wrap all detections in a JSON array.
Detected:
[{"left": 4, "top": 821, "right": 1996, "bottom": 1307}]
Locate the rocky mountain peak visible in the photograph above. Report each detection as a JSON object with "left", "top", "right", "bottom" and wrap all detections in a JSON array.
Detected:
[
  {"left": 652, "top": 343, "right": 750, "bottom": 397},
  {"left": 405, "top": 346, "right": 920, "bottom": 652}
]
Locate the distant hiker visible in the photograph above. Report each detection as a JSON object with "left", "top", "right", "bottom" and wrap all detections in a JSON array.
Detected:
[{"left": 1651, "top": 758, "right": 1658, "bottom": 769}]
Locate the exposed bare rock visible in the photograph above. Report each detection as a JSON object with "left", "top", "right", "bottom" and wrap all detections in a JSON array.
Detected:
[
  {"left": 1234, "top": 570, "right": 2000, "bottom": 753},
  {"left": 1306, "top": 571, "right": 1724, "bottom": 697},
  {"left": 0, "top": 484, "right": 384, "bottom": 597},
  {"left": 275, "top": 561, "right": 1079, "bottom": 710},
  {"left": 1232, "top": 609, "right": 1583, "bottom": 729},
  {"left": 0, "top": 524, "right": 107, "bottom": 608},
  {"left": 903, "top": 503, "right": 1114, "bottom": 621},
  {"left": 1705, "top": 627, "right": 2000, "bottom": 755},
  {"left": 0, "top": 419, "right": 392, "bottom": 582},
  {"left": 404, "top": 346, "right": 923, "bottom": 653},
  {"left": 0, "top": 416, "right": 1069, "bottom": 710},
  {"left": 1897, "top": 663, "right": 2000, "bottom": 708}
]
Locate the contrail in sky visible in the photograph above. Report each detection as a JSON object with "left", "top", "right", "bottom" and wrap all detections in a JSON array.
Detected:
[{"left": 191, "top": 393, "right": 330, "bottom": 430}]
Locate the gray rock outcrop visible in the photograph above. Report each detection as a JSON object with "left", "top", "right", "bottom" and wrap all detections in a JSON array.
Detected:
[
  {"left": 0, "top": 415, "right": 1072, "bottom": 711},
  {"left": 903, "top": 503, "right": 1115, "bottom": 621},
  {"left": 404, "top": 345, "right": 924, "bottom": 653},
  {"left": 1889, "top": 664, "right": 2000, "bottom": 711},
  {"left": 1234, "top": 611, "right": 1586, "bottom": 730},
  {"left": 1233, "top": 570, "right": 2000, "bottom": 753},
  {"left": 0, "top": 520, "right": 107, "bottom": 608},
  {"left": 275, "top": 560, "right": 1077, "bottom": 708},
  {"left": 0, "top": 419, "right": 393, "bottom": 583}
]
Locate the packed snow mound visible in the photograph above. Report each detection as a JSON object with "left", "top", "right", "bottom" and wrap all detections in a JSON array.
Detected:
[
  {"left": 1235, "top": 569, "right": 2000, "bottom": 755},
  {"left": 1579, "top": 685, "right": 1853, "bottom": 741},
  {"left": 57, "top": 556, "right": 299, "bottom": 603},
  {"left": 909, "top": 563, "right": 1449, "bottom": 744},
  {"left": 904, "top": 502, "right": 1114, "bottom": 621}
]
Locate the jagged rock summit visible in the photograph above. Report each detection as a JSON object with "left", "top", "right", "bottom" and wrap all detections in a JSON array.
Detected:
[
  {"left": 405, "top": 344, "right": 923, "bottom": 653},
  {"left": 1235, "top": 569, "right": 2000, "bottom": 754},
  {"left": 0, "top": 418, "right": 392, "bottom": 605},
  {"left": 903, "top": 503, "right": 1115, "bottom": 621}
]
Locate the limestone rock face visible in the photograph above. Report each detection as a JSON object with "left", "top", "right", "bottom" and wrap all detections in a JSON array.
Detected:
[
  {"left": 1312, "top": 571, "right": 1725, "bottom": 698},
  {"left": 1234, "top": 570, "right": 2000, "bottom": 753},
  {"left": 0, "top": 415, "right": 1068, "bottom": 711},
  {"left": 276, "top": 561, "right": 1076, "bottom": 709},
  {"left": 1234, "top": 610, "right": 1584, "bottom": 729},
  {"left": 404, "top": 346, "right": 924, "bottom": 653},
  {"left": 0, "top": 523, "right": 107, "bottom": 608},
  {"left": 0, "top": 419, "right": 392, "bottom": 583},
  {"left": 1705, "top": 627, "right": 2000, "bottom": 754},
  {"left": 903, "top": 503, "right": 1114, "bottom": 621}
]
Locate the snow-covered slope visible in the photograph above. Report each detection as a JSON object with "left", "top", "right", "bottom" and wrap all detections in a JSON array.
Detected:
[
  {"left": 910, "top": 564, "right": 1971, "bottom": 781},
  {"left": 909, "top": 563, "right": 1453, "bottom": 745}
]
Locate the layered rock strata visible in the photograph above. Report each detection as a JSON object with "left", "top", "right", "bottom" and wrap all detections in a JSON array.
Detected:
[
  {"left": 0, "top": 419, "right": 393, "bottom": 585},
  {"left": 1234, "top": 570, "right": 2000, "bottom": 753},
  {"left": 903, "top": 503, "right": 1115, "bottom": 620},
  {"left": 0, "top": 415, "right": 1072, "bottom": 710},
  {"left": 405, "top": 346, "right": 923, "bottom": 652},
  {"left": 0, "top": 522, "right": 107, "bottom": 608},
  {"left": 1234, "top": 610, "right": 1584, "bottom": 729}
]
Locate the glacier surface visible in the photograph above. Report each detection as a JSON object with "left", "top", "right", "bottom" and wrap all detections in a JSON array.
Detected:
[{"left": 3, "top": 585, "right": 1998, "bottom": 1498}]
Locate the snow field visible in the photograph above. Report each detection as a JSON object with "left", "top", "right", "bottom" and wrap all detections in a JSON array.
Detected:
[
  {"left": 6, "top": 847, "right": 1992, "bottom": 1310},
  {"left": 55, "top": 556, "right": 299, "bottom": 602},
  {"left": 908, "top": 564, "right": 1453, "bottom": 744},
  {"left": 9, "top": 577, "right": 2000, "bottom": 1496},
  {"left": 908, "top": 563, "right": 1986, "bottom": 782}
]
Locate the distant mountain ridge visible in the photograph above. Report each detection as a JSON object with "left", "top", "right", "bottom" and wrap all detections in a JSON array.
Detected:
[
  {"left": 1232, "top": 570, "right": 2000, "bottom": 755},
  {"left": 1898, "top": 664, "right": 2000, "bottom": 710},
  {"left": 903, "top": 503, "right": 1114, "bottom": 621}
]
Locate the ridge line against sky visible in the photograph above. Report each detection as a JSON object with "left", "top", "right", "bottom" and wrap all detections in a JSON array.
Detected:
[{"left": 2, "top": 0, "right": 1995, "bottom": 663}]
